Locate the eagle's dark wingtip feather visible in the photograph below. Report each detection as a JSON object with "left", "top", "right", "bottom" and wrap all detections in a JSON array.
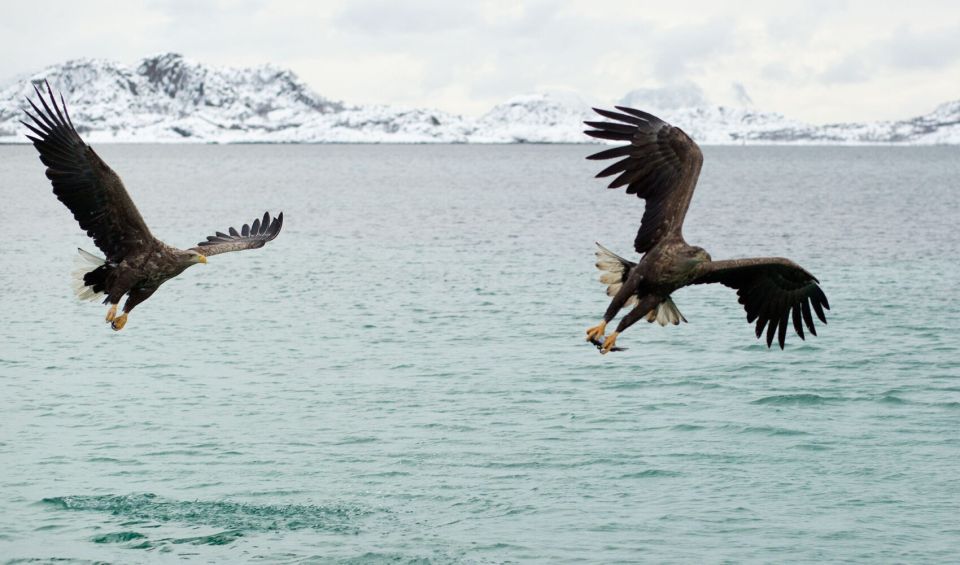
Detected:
[
  {"left": 46, "top": 81, "right": 68, "bottom": 125},
  {"left": 60, "top": 93, "right": 76, "bottom": 129},
  {"left": 592, "top": 107, "right": 647, "bottom": 126},
  {"left": 583, "top": 129, "right": 633, "bottom": 141},
  {"left": 614, "top": 106, "right": 660, "bottom": 123},
  {"left": 792, "top": 305, "right": 805, "bottom": 341},
  {"left": 271, "top": 212, "right": 283, "bottom": 237},
  {"left": 20, "top": 119, "right": 46, "bottom": 139},
  {"left": 586, "top": 122, "right": 637, "bottom": 137},
  {"left": 35, "top": 84, "right": 62, "bottom": 128},
  {"left": 595, "top": 158, "right": 632, "bottom": 179},
  {"left": 777, "top": 313, "right": 788, "bottom": 349},
  {"left": 765, "top": 317, "right": 778, "bottom": 348},
  {"left": 801, "top": 299, "right": 817, "bottom": 336},
  {"left": 585, "top": 144, "right": 634, "bottom": 161},
  {"left": 811, "top": 298, "right": 827, "bottom": 324},
  {"left": 26, "top": 98, "right": 54, "bottom": 130}
]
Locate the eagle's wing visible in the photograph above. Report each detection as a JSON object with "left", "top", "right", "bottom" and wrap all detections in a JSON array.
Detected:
[
  {"left": 585, "top": 107, "right": 703, "bottom": 253},
  {"left": 190, "top": 212, "right": 283, "bottom": 257},
  {"left": 21, "top": 81, "right": 155, "bottom": 262},
  {"left": 690, "top": 258, "right": 829, "bottom": 349}
]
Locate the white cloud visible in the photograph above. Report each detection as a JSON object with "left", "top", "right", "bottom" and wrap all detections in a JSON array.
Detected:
[{"left": 2, "top": 0, "right": 958, "bottom": 123}]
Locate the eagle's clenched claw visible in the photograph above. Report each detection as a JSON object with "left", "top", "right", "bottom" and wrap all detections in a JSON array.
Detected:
[
  {"left": 111, "top": 313, "right": 128, "bottom": 331},
  {"left": 600, "top": 332, "right": 620, "bottom": 354},
  {"left": 588, "top": 335, "right": 627, "bottom": 352},
  {"left": 585, "top": 321, "right": 607, "bottom": 342}
]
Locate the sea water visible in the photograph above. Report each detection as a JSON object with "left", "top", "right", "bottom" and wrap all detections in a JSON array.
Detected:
[{"left": 0, "top": 144, "right": 958, "bottom": 562}]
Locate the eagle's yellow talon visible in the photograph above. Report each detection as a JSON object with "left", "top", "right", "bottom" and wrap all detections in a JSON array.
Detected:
[
  {"left": 105, "top": 304, "right": 117, "bottom": 323},
  {"left": 601, "top": 332, "right": 620, "bottom": 354},
  {"left": 111, "top": 313, "right": 128, "bottom": 331},
  {"left": 586, "top": 321, "right": 607, "bottom": 341}
]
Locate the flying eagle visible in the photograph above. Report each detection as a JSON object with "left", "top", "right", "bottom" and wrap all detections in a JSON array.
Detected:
[
  {"left": 583, "top": 106, "right": 829, "bottom": 353},
  {"left": 22, "top": 82, "right": 283, "bottom": 331}
]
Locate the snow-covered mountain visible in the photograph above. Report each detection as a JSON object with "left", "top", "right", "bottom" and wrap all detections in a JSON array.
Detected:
[
  {"left": 2, "top": 54, "right": 958, "bottom": 144},
  {"left": 472, "top": 92, "right": 594, "bottom": 143}
]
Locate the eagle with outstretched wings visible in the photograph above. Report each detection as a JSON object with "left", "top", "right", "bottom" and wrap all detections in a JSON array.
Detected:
[
  {"left": 583, "top": 106, "right": 828, "bottom": 353},
  {"left": 22, "top": 81, "right": 283, "bottom": 330}
]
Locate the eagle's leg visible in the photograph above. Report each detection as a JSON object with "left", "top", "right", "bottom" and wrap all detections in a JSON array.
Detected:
[
  {"left": 600, "top": 295, "right": 663, "bottom": 354},
  {"left": 111, "top": 287, "right": 157, "bottom": 331},
  {"left": 105, "top": 303, "right": 118, "bottom": 323},
  {"left": 588, "top": 277, "right": 641, "bottom": 343}
]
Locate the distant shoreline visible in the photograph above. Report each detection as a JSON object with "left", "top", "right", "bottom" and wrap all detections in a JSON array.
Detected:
[{"left": 0, "top": 140, "right": 947, "bottom": 147}]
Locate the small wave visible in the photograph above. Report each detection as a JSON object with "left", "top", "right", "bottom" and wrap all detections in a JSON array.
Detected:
[
  {"left": 91, "top": 531, "right": 147, "bottom": 544},
  {"left": 87, "top": 456, "right": 143, "bottom": 465},
  {"left": 791, "top": 443, "right": 833, "bottom": 451},
  {"left": 335, "top": 436, "right": 379, "bottom": 445},
  {"left": 171, "top": 530, "right": 244, "bottom": 546},
  {"left": 41, "top": 493, "right": 370, "bottom": 534},
  {"left": 325, "top": 550, "right": 464, "bottom": 564},
  {"left": 361, "top": 471, "right": 412, "bottom": 478},
  {"left": 619, "top": 469, "right": 682, "bottom": 479},
  {"left": 89, "top": 528, "right": 242, "bottom": 550},
  {"left": 599, "top": 380, "right": 657, "bottom": 390},
  {"left": 751, "top": 393, "right": 834, "bottom": 406},
  {"left": 738, "top": 425, "right": 809, "bottom": 436},
  {"left": 879, "top": 394, "right": 908, "bottom": 404},
  {"left": 3, "top": 557, "right": 103, "bottom": 565},
  {"left": 670, "top": 424, "right": 704, "bottom": 431}
]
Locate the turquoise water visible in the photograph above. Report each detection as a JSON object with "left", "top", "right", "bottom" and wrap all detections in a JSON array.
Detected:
[{"left": 1, "top": 144, "right": 958, "bottom": 563}]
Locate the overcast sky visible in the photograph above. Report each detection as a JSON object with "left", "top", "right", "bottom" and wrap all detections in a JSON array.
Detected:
[{"left": 3, "top": 1, "right": 958, "bottom": 122}]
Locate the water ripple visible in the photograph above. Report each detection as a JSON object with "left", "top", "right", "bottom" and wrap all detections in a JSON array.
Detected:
[{"left": 41, "top": 493, "right": 372, "bottom": 534}]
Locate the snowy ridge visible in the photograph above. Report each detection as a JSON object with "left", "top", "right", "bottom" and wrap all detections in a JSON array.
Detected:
[
  {"left": 472, "top": 92, "right": 595, "bottom": 143},
  {"left": 2, "top": 54, "right": 959, "bottom": 144}
]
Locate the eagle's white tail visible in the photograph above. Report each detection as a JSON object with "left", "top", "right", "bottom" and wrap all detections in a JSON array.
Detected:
[
  {"left": 71, "top": 248, "right": 106, "bottom": 302},
  {"left": 595, "top": 243, "right": 687, "bottom": 325},
  {"left": 645, "top": 297, "right": 687, "bottom": 326}
]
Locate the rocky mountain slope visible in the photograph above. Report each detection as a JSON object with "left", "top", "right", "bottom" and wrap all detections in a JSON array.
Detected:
[{"left": 1, "top": 54, "right": 957, "bottom": 144}]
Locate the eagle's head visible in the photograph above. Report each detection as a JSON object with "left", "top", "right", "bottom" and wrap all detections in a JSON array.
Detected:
[{"left": 179, "top": 250, "right": 208, "bottom": 266}]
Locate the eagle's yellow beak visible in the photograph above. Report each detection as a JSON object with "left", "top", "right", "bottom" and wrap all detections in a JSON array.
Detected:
[{"left": 197, "top": 254, "right": 208, "bottom": 264}]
